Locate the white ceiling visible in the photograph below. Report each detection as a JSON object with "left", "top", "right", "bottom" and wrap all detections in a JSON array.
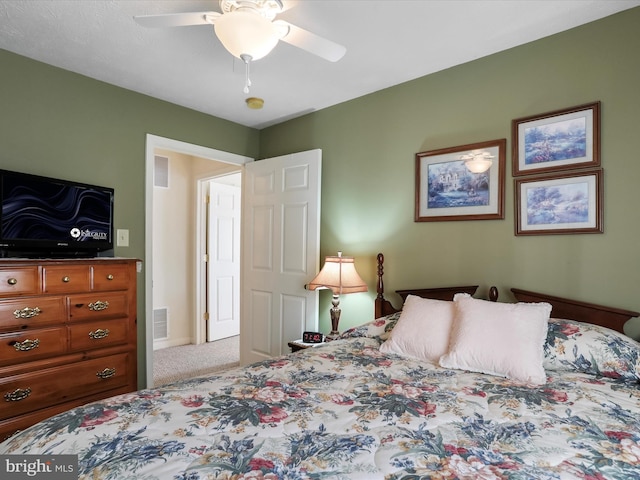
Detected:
[{"left": 1, "top": 0, "right": 638, "bottom": 129}]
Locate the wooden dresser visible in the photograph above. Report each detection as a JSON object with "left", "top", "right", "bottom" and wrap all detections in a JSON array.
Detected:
[{"left": 0, "top": 258, "right": 138, "bottom": 440}]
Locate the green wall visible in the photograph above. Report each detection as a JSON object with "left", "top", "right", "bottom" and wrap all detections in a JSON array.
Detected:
[
  {"left": 1, "top": 7, "right": 639, "bottom": 389},
  {"left": 0, "top": 49, "right": 260, "bottom": 386},
  {"left": 259, "top": 8, "right": 640, "bottom": 338}
]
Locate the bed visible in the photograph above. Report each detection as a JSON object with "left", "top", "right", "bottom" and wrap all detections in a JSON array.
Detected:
[{"left": 2, "top": 253, "right": 639, "bottom": 479}]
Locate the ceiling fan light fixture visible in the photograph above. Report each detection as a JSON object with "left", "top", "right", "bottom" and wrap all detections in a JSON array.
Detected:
[{"left": 214, "top": 9, "right": 281, "bottom": 60}]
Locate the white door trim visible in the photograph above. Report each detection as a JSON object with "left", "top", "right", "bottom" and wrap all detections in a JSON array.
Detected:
[{"left": 144, "top": 134, "right": 253, "bottom": 388}]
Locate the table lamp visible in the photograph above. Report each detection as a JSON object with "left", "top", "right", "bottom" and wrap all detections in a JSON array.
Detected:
[{"left": 307, "top": 252, "right": 368, "bottom": 339}]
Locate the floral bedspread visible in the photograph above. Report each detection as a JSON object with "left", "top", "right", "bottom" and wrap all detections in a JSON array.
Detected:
[{"left": 2, "top": 319, "right": 640, "bottom": 479}]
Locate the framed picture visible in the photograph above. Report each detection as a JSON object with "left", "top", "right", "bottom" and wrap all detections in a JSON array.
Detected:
[
  {"left": 515, "top": 169, "right": 603, "bottom": 235},
  {"left": 415, "top": 139, "right": 505, "bottom": 222},
  {"left": 512, "top": 101, "right": 600, "bottom": 176}
]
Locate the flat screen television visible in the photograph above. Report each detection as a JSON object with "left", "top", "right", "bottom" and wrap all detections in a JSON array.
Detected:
[{"left": 0, "top": 169, "right": 114, "bottom": 258}]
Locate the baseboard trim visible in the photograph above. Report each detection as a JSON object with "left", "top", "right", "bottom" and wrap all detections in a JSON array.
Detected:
[{"left": 153, "top": 337, "right": 191, "bottom": 350}]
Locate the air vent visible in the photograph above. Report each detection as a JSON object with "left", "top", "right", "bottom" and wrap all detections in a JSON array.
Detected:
[
  {"left": 153, "top": 308, "right": 168, "bottom": 340},
  {"left": 154, "top": 155, "right": 169, "bottom": 188}
]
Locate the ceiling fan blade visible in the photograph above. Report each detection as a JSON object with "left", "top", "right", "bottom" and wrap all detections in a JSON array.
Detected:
[
  {"left": 134, "top": 11, "right": 220, "bottom": 28},
  {"left": 274, "top": 20, "right": 346, "bottom": 62}
]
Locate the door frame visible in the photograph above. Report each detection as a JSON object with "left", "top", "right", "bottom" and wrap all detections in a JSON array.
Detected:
[{"left": 144, "top": 134, "right": 252, "bottom": 388}]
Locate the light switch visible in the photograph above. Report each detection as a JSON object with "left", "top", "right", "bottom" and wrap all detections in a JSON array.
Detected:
[{"left": 116, "top": 229, "right": 129, "bottom": 247}]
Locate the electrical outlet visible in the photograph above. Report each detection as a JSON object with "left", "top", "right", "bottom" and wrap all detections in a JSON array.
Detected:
[{"left": 116, "top": 229, "right": 129, "bottom": 247}]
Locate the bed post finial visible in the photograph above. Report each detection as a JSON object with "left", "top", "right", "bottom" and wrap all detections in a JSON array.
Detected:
[
  {"left": 374, "top": 253, "right": 392, "bottom": 318},
  {"left": 376, "top": 253, "right": 384, "bottom": 301},
  {"left": 489, "top": 286, "right": 499, "bottom": 302}
]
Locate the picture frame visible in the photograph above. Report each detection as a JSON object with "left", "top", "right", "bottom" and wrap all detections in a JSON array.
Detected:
[
  {"left": 512, "top": 101, "right": 600, "bottom": 176},
  {"left": 515, "top": 169, "right": 603, "bottom": 235},
  {"left": 415, "top": 139, "right": 506, "bottom": 222}
]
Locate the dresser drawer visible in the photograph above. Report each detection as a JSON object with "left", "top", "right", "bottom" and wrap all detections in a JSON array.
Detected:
[
  {"left": 92, "top": 264, "right": 130, "bottom": 291},
  {"left": 0, "top": 353, "right": 130, "bottom": 420},
  {"left": 69, "top": 317, "right": 128, "bottom": 351},
  {"left": 0, "top": 267, "right": 40, "bottom": 297},
  {"left": 0, "top": 296, "right": 66, "bottom": 331},
  {"left": 0, "top": 327, "right": 67, "bottom": 366},
  {"left": 43, "top": 265, "right": 92, "bottom": 294},
  {"left": 68, "top": 292, "right": 128, "bottom": 321}
]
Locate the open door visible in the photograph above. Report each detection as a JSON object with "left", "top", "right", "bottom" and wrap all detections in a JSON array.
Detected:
[
  {"left": 207, "top": 179, "right": 241, "bottom": 341},
  {"left": 240, "top": 149, "right": 322, "bottom": 365}
]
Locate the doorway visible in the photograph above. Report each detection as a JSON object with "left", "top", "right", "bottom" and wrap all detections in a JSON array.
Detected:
[
  {"left": 145, "top": 136, "right": 322, "bottom": 385},
  {"left": 144, "top": 134, "right": 252, "bottom": 387}
]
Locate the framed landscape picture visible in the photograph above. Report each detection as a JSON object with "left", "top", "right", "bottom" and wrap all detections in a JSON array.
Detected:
[
  {"left": 515, "top": 169, "right": 603, "bottom": 235},
  {"left": 415, "top": 139, "right": 506, "bottom": 222},
  {"left": 512, "top": 102, "right": 600, "bottom": 176}
]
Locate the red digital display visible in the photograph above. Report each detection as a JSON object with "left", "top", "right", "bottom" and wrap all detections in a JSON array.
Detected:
[{"left": 302, "top": 331, "right": 324, "bottom": 343}]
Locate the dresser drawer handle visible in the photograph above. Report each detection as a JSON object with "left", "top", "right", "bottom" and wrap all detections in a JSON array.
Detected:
[
  {"left": 62, "top": 276, "right": 70, "bottom": 283},
  {"left": 4, "top": 388, "right": 31, "bottom": 402},
  {"left": 7, "top": 278, "right": 17, "bottom": 286},
  {"left": 106, "top": 274, "right": 114, "bottom": 280},
  {"left": 96, "top": 367, "right": 116, "bottom": 379},
  {"left": 89, "top": 329, "right": 110, "bottom": 340},
  {"left": 13, "top": 338, "right": 40, "bottom": 352},
  {"left": 13, "top": 306, "right": 42, "bottom": 319},
  {"left": 88, "top": 301, "right": 109, "bottom": 311}
]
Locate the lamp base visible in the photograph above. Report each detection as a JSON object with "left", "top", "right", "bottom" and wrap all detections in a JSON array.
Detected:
[
  {"left": 328, "top": 294, "right": 341, "bottom": 341},
  {"left": 325, "top": 330, "right": 340, "bottom": 341}
]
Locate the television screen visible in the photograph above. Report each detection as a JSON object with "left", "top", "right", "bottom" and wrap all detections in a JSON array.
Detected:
[{"left": 0, "top": 170, "right": 114, "bottom": 257}]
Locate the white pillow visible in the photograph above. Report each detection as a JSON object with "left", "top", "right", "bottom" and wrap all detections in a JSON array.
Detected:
[
  {"left": 379, "top": 295, "right": 455, "bottom": 363},
  {"left": 439, "top": 296, "right": 551, "bottom": 385}
]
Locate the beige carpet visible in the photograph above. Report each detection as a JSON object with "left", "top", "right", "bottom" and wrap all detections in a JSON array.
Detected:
[{"left": 153, "top": 335, "right": 239, "bottom": 386}]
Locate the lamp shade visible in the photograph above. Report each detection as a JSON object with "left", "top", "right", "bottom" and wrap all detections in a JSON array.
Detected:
[
  {"left": 214, "top": 10, "right": 281, "bottom": 60},
  {"left": 307, "top": 253, "right": 368, "bottom": 294}
]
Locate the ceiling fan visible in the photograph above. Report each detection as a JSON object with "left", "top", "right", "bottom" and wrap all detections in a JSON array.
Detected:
[{"left": 134, "top": 0, "right": 347, "bottom": 93}]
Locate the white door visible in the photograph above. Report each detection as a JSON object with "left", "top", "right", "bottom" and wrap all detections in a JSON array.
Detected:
[
  {"left": 240, "top": 149, "right": 322, "bottom": 365},
  {"left": 207, "top": 180, "right": 241, "bottom": 341}
]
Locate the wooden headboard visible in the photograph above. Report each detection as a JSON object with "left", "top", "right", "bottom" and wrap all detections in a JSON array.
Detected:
[
  {"left": 374, "top": 253, "right": 639, "bottom": 334},
  {"left": 511, "top": 288, "right": 639, "bottom": 334}
]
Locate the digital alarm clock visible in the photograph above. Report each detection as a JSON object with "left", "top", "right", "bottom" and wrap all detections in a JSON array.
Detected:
[{"left": 302, "top": 331, "right": 324, "bottom": 343}]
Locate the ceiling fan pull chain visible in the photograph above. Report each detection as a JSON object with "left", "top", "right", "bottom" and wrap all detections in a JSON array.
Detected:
[{"left": 241, "top": 54, "right": 252, "bottom": 94}]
